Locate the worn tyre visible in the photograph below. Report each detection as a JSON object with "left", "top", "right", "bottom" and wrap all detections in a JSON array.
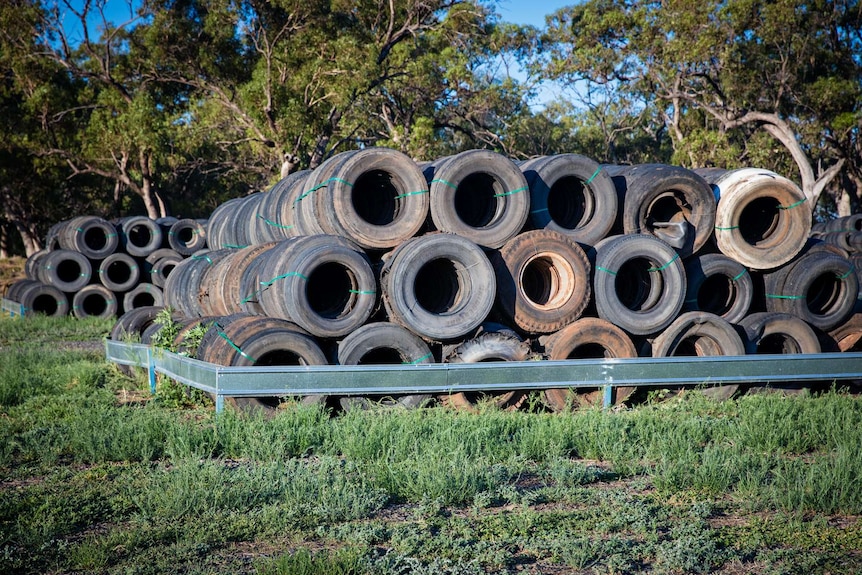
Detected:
[
  {"left": 683, "top": 253, "right": 753, "bottom": 324},
  {"left": 119, "top": 216, "right": 163, "bottom": 257},
  {"left": 122, "top": 283, "right": 164, "bottom": 311},
  {"left": 337, "top": 322, "right": 434, "bottom": 411},
  {"left": 72, "top": 284, "right": 117, "bottom": 319},
  {"left": 736, "top": 311, "right": 821, "bottom": 354},
  {"left": 381, "top": 233, "right": 496, "bottom": 341},
  {"left": 441, "top": 330, "right": 531, "bottom": 411},
  {"left": 697, "top": 168, "right": 811, "bottom": 270},
  {"left": 427, "top": 150, "right": 530, "bottom": 248},
  {"left": 257, "top": 235, "right": 377, "bottom": 338},
  {"left": 5, "top": 279, "right": 69, "bottom": 317},
  {"left": 38, "top": 249, "right": 92, "bottom": 292},
  {"left": 492, "top": 229, "right": 591, "bottom": 334},
  {"left": 521, "top": 154, "right": 617, "bottom": 246},
  {"left": 98, "top": 252, "right": 140, "bottom": 293},
  {"left": 167, "top": 218, "right": 207, "bottom": 255},
  {"left": 593, "top": 234, "right": 686, "bottom": 335},
  {"left": 763, "top": 250, "right": 858, "bottom": 331},
  {"left": 541, "top": 317, "right": 638, "bottom": 410},
  {"left": 58, "top": 216, "right": 119, "bottom": 259},
  {"left": 313, "top": 148, "right": 430, "bottom": 250},
  {"left": 605, "top": 164, "right": 715, "bottom": 257}
]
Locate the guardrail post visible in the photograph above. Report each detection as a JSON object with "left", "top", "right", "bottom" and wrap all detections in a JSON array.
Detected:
[
  {"left": 147, "top": 347, "right": 157, "bottom": 396},
  {"left": 602, "top": 384, "right": 613, "bottom": 409}
]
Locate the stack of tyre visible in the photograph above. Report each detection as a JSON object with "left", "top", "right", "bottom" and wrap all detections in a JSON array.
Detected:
[
  {"left": 120, "top": 147, "right": 861, "bottom": 410},
  {"left": 4, "top": 216, "right": 208, "bottom": 319}
]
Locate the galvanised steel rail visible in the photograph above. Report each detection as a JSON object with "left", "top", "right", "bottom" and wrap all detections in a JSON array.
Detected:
[
  {"left": 104, "top": 339, "right": 862, "bottom": 412},
  {"left": 1, "top": 298, "right": 25, "bottom": 318}
]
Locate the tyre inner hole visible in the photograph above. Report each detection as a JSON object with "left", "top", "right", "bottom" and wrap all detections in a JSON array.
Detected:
[
  {"left": 175, "top": 226, "right": 195, "bottom": 244},
  {"left": 357, "top": 348, "right": 405, "bottom": 365},
  {"left": 414, "top": 258, "right": 464, "bottom": 314},
  {"left": 739, "top": 197, "right": 781, "bottom": 246},
  {"left": 32, "top": 294, "right": 60, "bottom": 315},
  {"left": 647, "top": 192, "right": 690, "bottom": 227},
  {"left": 547, "top": 176, "right": 591, "bottom": 229},
  {"left": 128, "top": 224, "right": 153, "bottom": 247},
  {"left": 106, "top": 261, "right": 133, "bottom": 284},
  {"left": 566, "top": 342, "right": 611, "bottom": 359},
  {"left": 256, "top": 350, "right": 304, "bottom": 366},
  {"left": 755, "top": 333, "right": 802, "bottom": 354},
  {"left": 352, "top": 170, "right": 400, "bottom": 226},
  {"left": 521, "top": 253, "right": 574, "bottom": 309},
  {"left": 697, "top": 274, "right": 736, "bottom": 315},
  {"left": 83, "top": 227, "right": 109, "bottom": 251},
  {"left": 131, "top": 292, "right": 157, "bottom": 307},
  {"left": 454, "top": 172, "right": 503, "bottom": 228},
  {"left": 806, "top": 273, "right": 844, "bottom": 315},
  {"left": 615, "top": 257, "right": 664, "bottom": 312},
  {"left": 306, "top": 262, "right": 357, "bottom": 319},
  {"left": 56, "top": 259, "right": 84, "bottom": 283},
  {"left": 81, "top": 293, "right": 109, "bottom": 315}
]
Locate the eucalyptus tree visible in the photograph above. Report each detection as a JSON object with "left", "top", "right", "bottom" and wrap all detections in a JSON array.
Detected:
[{"left": 539, "top": 0, "right": 862, "bottom": 214}]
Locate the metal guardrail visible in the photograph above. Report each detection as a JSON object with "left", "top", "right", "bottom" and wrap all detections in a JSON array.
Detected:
[
  {"left": 1, "top": 298, "right": 25, "bottom": 318},
  {"left": 104, "top": 339, "right": 862, "bottom": 412}
]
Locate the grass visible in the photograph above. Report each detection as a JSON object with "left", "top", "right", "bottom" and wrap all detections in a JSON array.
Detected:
[{"left": 1, "top": 314, "right": 862, "bottom": 573}]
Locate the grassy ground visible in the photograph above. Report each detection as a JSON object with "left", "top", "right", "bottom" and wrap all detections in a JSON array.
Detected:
[
  {"left": 0, "top": 257, "right": 25, "bottom": 299},
  {"left": 1, "top": 315, "right": 861, "bottom": 574}
]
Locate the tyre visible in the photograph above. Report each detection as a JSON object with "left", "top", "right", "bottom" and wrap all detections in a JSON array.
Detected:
[
  {"left": 441, "top": 330, "right": 531, "bottom": 411},
  {"left": 593, "top": 234, "right": 686, "bottom": 335},
  {"left": 58, "top": 216, "right": 119, "bottom": 259},
  {"left": 313, "top": 148, "right": 430, "bottom": 250},
  {"left": 492, "top": 229, "right": 591, "bottom": 333},
  {"left": 520, "top": 154, "right": 617, "bottom": 246},
  {"left": 249, "top": 170, "right": 309, "bottom": 244},
  {"left": 683, "top": 253, "right": 753, "bottom": 324},
  {"left": 829, "top": 312, "right": 862, "bottom": 352},
  {"left": 257, "top": 235, "right": 377, "bottom": 338},
  {"left": 427, "top": 149, "right": 530, "bottom": 248},
  {"left": 119, "top": 216, "right": 163, "bottom": 257},
  {"left": 163, "top": 249, "right": 233, "bottom": 317},
  {"left": 199, "top": 242, "right": 279, "bottom": 317},
  {"left": 763, "top": 250, "right": 858, "bottom": 331},
  {"left": 605, "top": 164, "right": 715, "bottom": 257},
  {"left": 736, "top": 311, "right": 821, "bottom": 354},
  {"left": 293, "top": 153, "right": 355, "bottom": 236},
  {"left": 5, "top": 279, "right": 69, "bottom": 317},
  {"left": 381, "top": 233, "right": 496, "bottom": 341},
  {"left": 696, "top": 168, "right": 811, "bottom": 270},
  {"left": 97, "top": 252, "right": 140, "bottom": 292},
  {"left": 110, "top": 305, "right": 166, "bottom": 342},
  {"left": 122, "top": 283, "right": 164, "bottom": 312},
  {"left": 167, "top": 218, "right": 207, "bottom": 255},
  {"left": 72, "top": 284, "right": 117, "bottom": 319},
  {"left": 38, "top": 249, "right": 92, "bottom": 292},
  {"left": 540, "top": 317, "right": 638, "bottom": 410},
  {"left": 337, "top": 322, "right": 434, "bottom": 411}
]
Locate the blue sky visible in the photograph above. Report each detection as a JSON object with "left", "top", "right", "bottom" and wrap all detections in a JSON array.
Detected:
[{"left": 496, "top": 0, "right": 574, "bottom": 27}]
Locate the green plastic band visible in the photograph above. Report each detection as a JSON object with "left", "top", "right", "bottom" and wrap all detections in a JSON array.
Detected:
[
  {"left": 191, "top": 255, "right": 213, "bottom": 264},
  {"left": 596, "top": 266, "right": 618, "bottom": 276},
  {"left": 223, "top": 244, "right": 249, "bottom": 249},
  {"left": 836, "top": 267, "right": 855, "bottom": 280},
  {"left": 348, "top": 290, "right": 376, "bottom": 295},
  {"left": 583, "top": 167, "right": 601, "bottom": 185},
  {"left": 731, "top": 270, "right": 747, "bottom": 281},
  {"left": 257, "top": 214, "right": 293, "bottom": 230},
  {"left": 216, "top": 328, "right": 256, "bottom": 363},
  {"left": 779, "top": 198, "right": 807, "bottom": 210},
  {"left": 297, "top": 176, "right": 354, "bottom": 203},
  {"left": 240, "top": 292, "right": 258, "bottom": 304},
  {"left": 430, "top": 178, "right": 457, "bottom": 189},
  {"left": 715, "top": 225, "right": 740, "bottom": 231},
  {"left": 647, "top": 253, "right": 680, "bottom": 272},
  {"left": 493, "top": 186, "right": 528, "bottom": 198},
  {"left": 394, "top": 190, "right": 429, "bottom": 199},
  {"left": 403, "top": 352, "right": 433, "bottom": 365},
  {"left": 260, "top": 272, "right": 308, "bottom": 288},
  {"left": 76, "top": 227, "right": 84, "bottom": 232},
  {"left": 531, "top": 207, "right": 550, "bottom": 214},
  {"left": 765, "top": 293, "right": 805, "bottom": 300}
]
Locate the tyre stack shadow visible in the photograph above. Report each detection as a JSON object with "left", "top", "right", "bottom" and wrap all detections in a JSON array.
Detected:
[{"left": 107, "top": 148, "right": 861, "bottom": 411}]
